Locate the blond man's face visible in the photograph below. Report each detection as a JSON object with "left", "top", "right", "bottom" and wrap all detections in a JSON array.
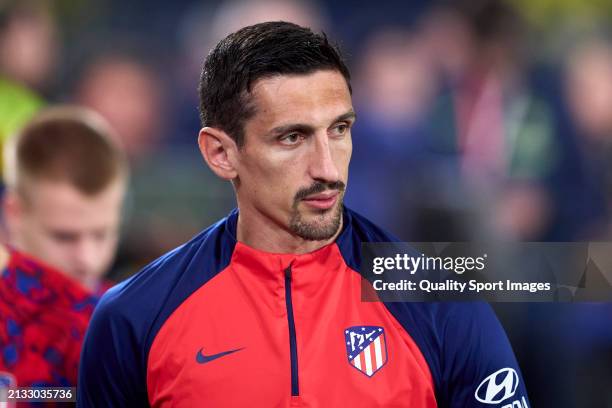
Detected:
[{"left": 7, "top": 179, "right": 124, "bottom": 291}]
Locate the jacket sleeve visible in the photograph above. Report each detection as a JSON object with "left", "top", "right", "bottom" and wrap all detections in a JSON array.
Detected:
[
  {"left": 438, "top": 302, "right": 530, "bottom": 408},
  {"left": 77, "top": 289, "right": 149, "bottom": 407}
]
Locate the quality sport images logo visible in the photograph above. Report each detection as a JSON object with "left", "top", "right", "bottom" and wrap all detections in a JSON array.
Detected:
[{"left": 475, "top": 368, "right": 529, "bottom": 407}]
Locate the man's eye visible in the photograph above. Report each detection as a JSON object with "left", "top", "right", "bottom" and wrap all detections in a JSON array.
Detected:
[
  {"left": 280, "top": 133, "right": 302, "bottom": 145},
  {"left": 50, "top": 232, "right": 78, "bottom": 243},
  {"left": 332, "top": 123, "right": 349, "bottom": 136}
]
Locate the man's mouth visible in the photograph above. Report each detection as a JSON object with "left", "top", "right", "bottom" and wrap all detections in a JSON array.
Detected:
[{"left": 301, "top": 191, "right": 340, "bottom": 210}]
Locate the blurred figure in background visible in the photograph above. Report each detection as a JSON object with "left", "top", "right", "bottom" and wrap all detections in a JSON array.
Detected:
[
  {"left": 3, "top": 106, "right": 128, "bottom": 293},
  {"left": 556, "top": 35, "right": 612, "bottom": 407},
  {"left": 0, "top": 1, "right": 58, "bottom": 94},
  {"left": 344, "top": 28, "right": 439, "bottom": 234},
  {"left": 0, "top": 106, "right": 127, "bottom": 390},
  {"left": 421, "top": 0, "right": 559, "bottom": 241},
  {"left": 0, "top": 0, "right": 59, "bottom": 182},
  {"left": 173, "top": 0, "right": 325, "bottom": 145},
  {"left": 209, "top": 0, "right": 324, "bottom": 40},
  {"left": 71, "top": 52, "right": 176, "bottom": 278},
  {"left": 73, "top": 53, "right": 164, "bottom": 163},
  {"left": 564, "top": 35, "right": 612, "bottom": 238}
]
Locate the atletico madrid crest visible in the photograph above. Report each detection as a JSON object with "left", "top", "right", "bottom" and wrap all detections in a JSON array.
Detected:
[{"left": 344, "top": 325, "right": 388, "bottom": 377}]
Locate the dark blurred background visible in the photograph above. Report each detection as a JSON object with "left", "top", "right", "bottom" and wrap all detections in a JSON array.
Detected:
[{"left": 2, "top": 0, "right": 612, "bottom": 406}]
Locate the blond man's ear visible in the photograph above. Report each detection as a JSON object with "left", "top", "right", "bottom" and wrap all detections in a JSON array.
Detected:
[{"left": 2, "top": 189, "right": 24, "bottom": 239}]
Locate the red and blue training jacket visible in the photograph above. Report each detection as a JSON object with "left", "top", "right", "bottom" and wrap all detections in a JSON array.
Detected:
[
  {"left": 78, "top": 208, "right": 530, "bottom": 407},
  {"left": 0, "top": 248, "right": 97, "bottom": 392}
]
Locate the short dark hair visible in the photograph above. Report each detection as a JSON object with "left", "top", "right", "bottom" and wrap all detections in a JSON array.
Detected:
[{"left": 198, "top": 21, "right": 351, "bottom": 147}]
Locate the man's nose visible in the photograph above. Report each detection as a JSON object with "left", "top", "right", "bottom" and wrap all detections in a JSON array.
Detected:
[
  {"left": 72, "top": 238, "right": 100, "bottom": 277},
  {"left": 308, "top": 133, "right": 340, "bottom": 183}
]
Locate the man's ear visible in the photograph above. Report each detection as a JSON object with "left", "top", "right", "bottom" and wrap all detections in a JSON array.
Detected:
[
  {"left": 198, "top": 127, "right": 239, "bottom": 180},
  {"left": 2, "top": 190, "right": 23, "bottom": 237}
]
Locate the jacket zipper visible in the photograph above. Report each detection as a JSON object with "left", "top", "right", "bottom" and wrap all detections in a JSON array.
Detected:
[{"left": 284, "top": 264, "right": 299, "bottom": 396}]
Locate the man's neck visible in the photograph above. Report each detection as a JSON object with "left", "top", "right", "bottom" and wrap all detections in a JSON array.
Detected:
[{"left": 235, "top": 206, "right": 343, "bottom": 255}]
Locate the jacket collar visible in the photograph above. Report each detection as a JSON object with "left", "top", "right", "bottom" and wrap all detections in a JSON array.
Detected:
[{"left": 225, "top": 207, "right": 352, "bottom": 278}]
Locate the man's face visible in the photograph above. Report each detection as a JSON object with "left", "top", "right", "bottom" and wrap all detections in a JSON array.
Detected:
[
  {"left": 235, "top": 69, "right": 354, "bottom": 241},
  {"left": 9, "top": 179, "right": 124, "bottom": 291}
]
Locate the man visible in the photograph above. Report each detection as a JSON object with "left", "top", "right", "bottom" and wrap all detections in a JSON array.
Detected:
[
  {"left": 0, "top": 106, "right": 127, "bottom": 391},
  {"left": 78, "top": 22, "right": 529, "bottom": 407},
  {"left": 3, "top": 106, "right": 128, "bottom": 293}
]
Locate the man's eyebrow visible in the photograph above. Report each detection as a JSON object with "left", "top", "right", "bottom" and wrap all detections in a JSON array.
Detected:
[
  {"left": 334, "top": 110, "right": 357, "bottom": 123},
  {"left": 269, "top": 123, "right": 315, "bottom": 136},
  {"left": 268, "top": 110, "right": 357, "bottom": 136}
]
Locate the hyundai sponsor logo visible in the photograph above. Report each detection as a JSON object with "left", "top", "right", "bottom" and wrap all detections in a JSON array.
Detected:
[{"left": 475, "top": 368, "right": 519, "bottom": 404}]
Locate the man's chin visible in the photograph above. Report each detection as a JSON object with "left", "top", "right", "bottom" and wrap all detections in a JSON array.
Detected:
[{"left": 289, "top": 201, "right": 343, "bottom": 241}]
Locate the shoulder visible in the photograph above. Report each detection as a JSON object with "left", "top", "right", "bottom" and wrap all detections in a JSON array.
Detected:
[
  {"left": 79, "top": 212, "right": 239, "bottom": 404},
  {"left": 91, "top": 210, "right": 237, "bottom": 351},
  {"left": 385, "top": 301, "right": 526, "bottom": 406},
  {"left": 341, "top": 206, "right": 400, "bottom": 243},
  {"left": 337, "top": 210, "right": 526, "bottom": 404},
  {"left": 336, "top": 206, "right": 401, "bottom": 270}
]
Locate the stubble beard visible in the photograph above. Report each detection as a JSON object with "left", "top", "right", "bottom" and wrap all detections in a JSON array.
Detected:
[{"left": 288, "top": 182, "right": 345, "bottom": 241}]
